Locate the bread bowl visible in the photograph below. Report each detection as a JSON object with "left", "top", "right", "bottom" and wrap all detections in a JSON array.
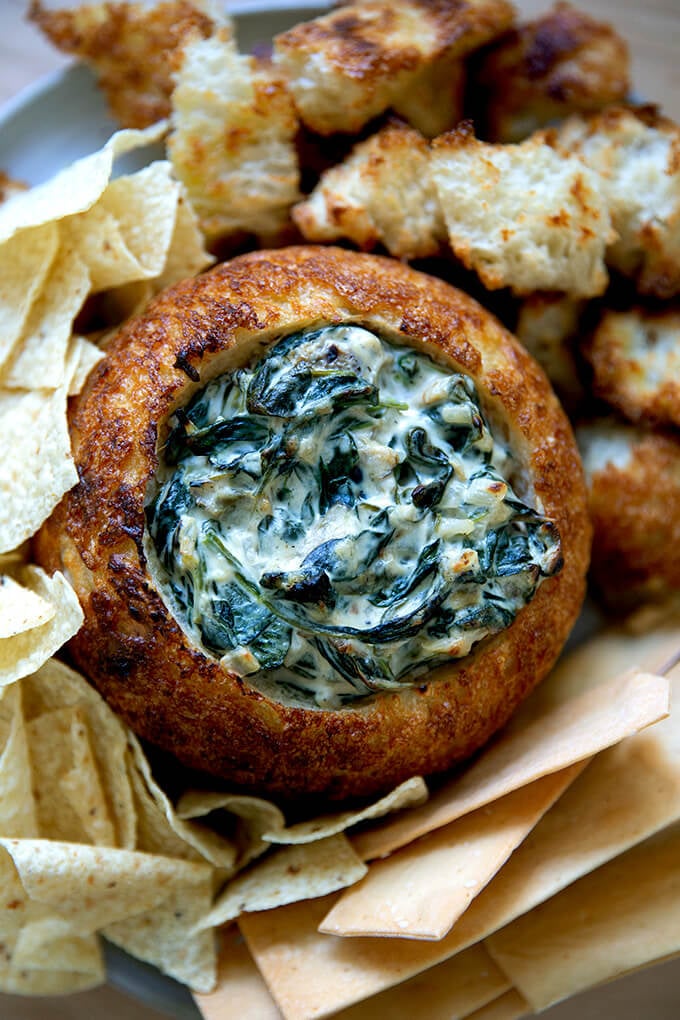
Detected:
[{"left": 36, "top": 246, "right": 591, "bottom": 800}]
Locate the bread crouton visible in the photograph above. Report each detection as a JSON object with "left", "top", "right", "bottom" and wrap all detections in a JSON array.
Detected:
[
  {"left": 478, "top": 3, "right": 630, "bottom": 143},
  {"left": 168, "top": 32, "right": 300, "bottom": 244},
  {"left": 556, "top": 106, "right": 680, "bottom": 298},
  {"left": 431, "top": 122, "right": 612, "bottom": 296},
  {"left": 272, "top": 0, "right": 515, "bottom": 136},
  {"left": 0, "top": 172, "right": 27, "bottom": 205},
  {"left": 584, "top": 307, "right": 680, "bottom": 428},
  {"left": 29, "top": 0, "right": 222, "bottom": 129},
  {"left": 515, "top": 293, "right": 585, "bottom": 405},
  {"left": 577, "top": 420, "right": 680, "bottom": 610},
  {"left": 293, "top": 121, "right": 445, "bottom": 259}
]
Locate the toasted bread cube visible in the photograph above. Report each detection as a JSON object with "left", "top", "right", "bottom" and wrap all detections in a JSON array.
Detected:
[
  {"left": 577, "top": 420, "right": 680, "bottom": 610},
  {"left": 556, "top": 106, "right": 680, "bottom": 298},
  {"left": 431, "top": 123, "right": 612, "bottom": 296},
  {"left": 293, "top": 121, "right": 445, "bottom": 259},
  {"left": 168, "top": 32, "right": 300, "bottom": 243},
  {"left": 478, "top": 3, "right": 630, "bottom": 143},
  {"left": 515, "top": 293, "right": 585, "bottom": 406},
  {"left": 584, "top": 307, "right": 680, "bottom": 428},
  {"left": 273, "top": 0, "right": 515, "bottom": 136},
  {"left": 29, "top": 0, "right": 222, "bottom": 129}
]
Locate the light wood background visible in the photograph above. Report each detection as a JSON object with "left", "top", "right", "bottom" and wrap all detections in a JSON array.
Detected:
[{"left": 0, "top": 1, "right": 678, "bottom": 1018}]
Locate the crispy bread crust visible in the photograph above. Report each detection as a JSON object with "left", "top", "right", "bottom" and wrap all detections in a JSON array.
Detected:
[{"left": 36, "top": 247, "right": 590, "bottom": 801}]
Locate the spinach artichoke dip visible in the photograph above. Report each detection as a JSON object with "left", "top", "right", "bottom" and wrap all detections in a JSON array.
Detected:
[{"left": 146, "top": 324, "right": 562, "bottom": 709}]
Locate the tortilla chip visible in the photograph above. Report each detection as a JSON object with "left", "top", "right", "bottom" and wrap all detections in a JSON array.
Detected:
[
  {"left": 0, "top": 123, "right": 168, "bottom": 245},
  {"left": 156, "top": 186, "right": 214, "bottom": 290},
  {"left": 195, "top": 835, "right": 367, "bottom": 931},
  {"left": 104, "top": 871, "right": 217, "bottom": 993},
  {"left": 67, "top": 335, "right": 105, "bottom": 396},
  {"left": 261, "top": 778, "right": 428, "bottom": 846},
  {"left": 0, "top": 384, "right": 78, "bottom": 553},
  {"left": 353, "top": 669, "right": 670, "bottom": 861},
  {"left": 60, "top": 161, "right": 181, "bottom": 292},
  {"left": 0, "top": 222, "right": 59, "bottom": 369},
  {"left": 177, "top": 791, "right": 285, "bottom": 869},
  {"left": 4, "top": 252, "right": 90, "bottom": 390},
  {"left": 0, "top": 568, "right": 83, "bottom": 686},
  {"left": 0, "top": 574, "right": 54, "bottom": 639},
  {"left": 463, "top": 990, "right": 530, "bottom": 1020},
  {"left": 27, "top": 706, "right": 116, "bottom": 846},
  {"left": 239, "top": 894, "right": 508, "bottom": 1020},
  {"left": 12, "top": 916, "right": 103, "bottom": 978},
  {"left": 485, "top": 822, "right": 680, "bottom": 1009},
  {"left": 22, "top": 658, "right": 136, "bottom": 850},
  {"left": 0, "top": 685, "right": 38, "bottom": 838},
  {"left": 194, "top": 926, "right": 283, "bottom": 1020},
  {"left": 320, "top": 764, "right": 586, "bottom": 940},
  {"left": 127, "top": 734, "right": 238, "bottom": 870}
]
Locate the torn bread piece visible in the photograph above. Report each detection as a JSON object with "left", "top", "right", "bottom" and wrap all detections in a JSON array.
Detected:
[
  {"left": 293, "top": 120, "right": 445, "bottom": 258},
  {"left": 168, "top": 30, "right": 301, "bottom": 244},
  {"left": 272, "top": 0, "right": 515, "bottom": 136},
  {"left": 584, "top": 306, "right": 680, "bottom": 428},
  {"left": 479, "top": 2, "right": 629, "bottom": 143},
  {"left": 556, "top": 105, "right": 680, "bottom": 298},
  {"left": 515, "top": 292, "right": 586, "bottom": 407},
  {"left": 431, "top": 122, "right": 612, "bottom": 296},
  {"left": 29, "top": 0, "right": 224, "bottom": 129},
  {"left": 577, "top": 420, "right": 680, "bottom": 610}
]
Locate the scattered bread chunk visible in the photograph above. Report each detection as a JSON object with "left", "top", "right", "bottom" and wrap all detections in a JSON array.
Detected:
[
  {"left": 29, "top": 0, "right": 223, "bottom": 129},
  {"left": 293, "top": 120, "right": 445, "bottom": 259},
  {"left": 583, "top": 307, "right": 680, "bottom": 428},
  {"left": 556, "top": 106, "right": 680, "bottom": 298},
  {"left": 272, "top": 0, "right": 515, "bottom": 136},
  {"left": 478, "top": 2, "right": 630, "bottom": 143},
  {"left": 168, "top": 31, "right": 300, "bottom": 244},
  {"left": 0, "top": 172, "right": 27, "bottom": 205},
  {"left": 391, "top": 56, "right": 466, "bottom": 139},
  {"left": 431, "top": 122, "right": 612, "bottom": 296},
  {"left": 577, "top": 420, "right": 680, "bottom": 610},
  {"left": 515, "top": 292, "right": 586, "bottom": 406}
]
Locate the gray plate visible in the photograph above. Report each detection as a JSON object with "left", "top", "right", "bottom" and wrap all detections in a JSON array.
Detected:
[{"left": 1, "top": 3, "right": 678, "bottom": 1017}]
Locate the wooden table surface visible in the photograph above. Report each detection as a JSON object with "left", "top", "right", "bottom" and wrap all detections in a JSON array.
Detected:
[{"left": 0, "top": 1, "right": 678, "bottom": 1018}]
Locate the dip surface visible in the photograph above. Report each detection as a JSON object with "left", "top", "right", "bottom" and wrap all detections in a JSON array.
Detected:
[{"left": 146, "top": 324, "right": 561, "bottom": 707}]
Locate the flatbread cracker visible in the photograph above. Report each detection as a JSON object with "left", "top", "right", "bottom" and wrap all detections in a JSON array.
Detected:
[
  {"left": 353, "top": 669, "right": 669, "bottom": 860},
  {"left": 485, "top": 821, "right": 680, "bottom": 1010},
  {"left": 321, "top": 765, "right": 586, "bottom": 940}
]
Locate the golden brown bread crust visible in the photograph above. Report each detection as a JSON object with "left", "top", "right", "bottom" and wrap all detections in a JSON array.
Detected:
[
  {"left": 36, "top": 247, "right": 591, "bottom": 801},
  {"left": 579, "top": 422, "right": 680, "bottom": 611}
]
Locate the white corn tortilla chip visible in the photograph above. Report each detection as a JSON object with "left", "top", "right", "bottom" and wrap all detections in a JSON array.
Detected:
[
  {"left": 4, "top": 252, "right": 90, "bottom": 390},
  {"left": 67, "top": 335, "right": 105, "bottom": 396},
  {"left": 320, "top": 764, "right": 585, "bottom": 940},
  {"left": 195, "top": 835, "right": 367, "bottom": 931},
  {"left": 353, "top": 670, "right": 669, "bottom": 861},
  {"left": 261, "top": 777, "right": 428, "bottom": 846},
  {"left": 27, "top": 706, "right": 116, "bottom": 846},
  {"left": 22, "top": 658, "right": 136, "bottom": 850},
  {"left": 157, "top": 188, "right": 214, "bottom": 290},
  {"left": 0, "top": 568, "right": 83, "bottom": 686},
  {"left": 104, "top": 871, "right": 217, "bottom": 993},
  {"left": 127, "top": 734, "right": 238, "bottom": 870},
  {"left": 0, "top": 123, "right": 168, "bottom": 245},
  {"left": 0, "top": 222, "right": 58, "bottom": 369},
  {"left": 0, "top": 384, "right": 78, "bottom": 553},
  {"left": 61, "top": 161, "right": 180, "bottom": 292},
  {"left": 0, "top": 685, "right": 37, "bottom": 838},
  {"left": 485, "top": 822, "right": 680, "bottom": 1010},
  {"left": 0, "top": 574, "right": 54, "bottom": 639}
]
